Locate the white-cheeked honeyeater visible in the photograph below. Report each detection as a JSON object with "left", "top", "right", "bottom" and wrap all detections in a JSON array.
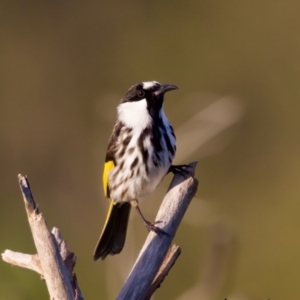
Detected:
[{"left": 93, "top": 81, "right": 186, "bottom": 261}]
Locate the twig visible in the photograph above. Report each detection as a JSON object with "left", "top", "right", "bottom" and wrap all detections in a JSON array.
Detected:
[
  {"left": 2, "top": 251, "right": 43, "bottom": 275},
  {"left": 117, "top": 161, "right": 198, "bottom": 300}
]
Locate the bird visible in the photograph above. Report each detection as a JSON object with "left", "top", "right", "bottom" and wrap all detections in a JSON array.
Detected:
[{"left": 93, "top": 81, "right": 185, "bottom": 261}]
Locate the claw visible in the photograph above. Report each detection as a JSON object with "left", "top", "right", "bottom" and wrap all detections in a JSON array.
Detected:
[{"left": 168, "top": 164, "right": 190, "bottom": 177}]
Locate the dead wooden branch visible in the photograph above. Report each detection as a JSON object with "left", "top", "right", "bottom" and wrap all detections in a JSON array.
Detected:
[
  {"left": 117, "top": 161, "right": 198, "bottom": 300},
  {"left": 1, "top": 175, "right": 83, "bottom": 300},
  {"left": 144, "top": 244, "right": 181, "bottom": 300},
  {"left": 2, "top": 161, "right": 198, "bottom": 300}
]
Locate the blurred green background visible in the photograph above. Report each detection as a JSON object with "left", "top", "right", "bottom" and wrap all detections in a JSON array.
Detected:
[{"left": 1, "top": 1, "right": 300, "bottom": 299}]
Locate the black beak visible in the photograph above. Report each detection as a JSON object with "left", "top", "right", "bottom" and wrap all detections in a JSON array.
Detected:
[{"left": 155, "top": 84, "right": 178, "bottom": 96}]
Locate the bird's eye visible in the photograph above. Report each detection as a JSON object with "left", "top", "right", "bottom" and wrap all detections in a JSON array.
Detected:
[{"left": 137, "top": 90, "right": 145, "bottom": 98}]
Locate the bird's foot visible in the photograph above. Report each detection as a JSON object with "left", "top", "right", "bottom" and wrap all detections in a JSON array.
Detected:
[{"left": 143, "top": 220, "right": 169, "bottom": 236}]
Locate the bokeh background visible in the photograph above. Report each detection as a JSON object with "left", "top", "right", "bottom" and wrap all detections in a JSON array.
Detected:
[{"left": 1, "top": 1, "right": 300, "bottom": 299}]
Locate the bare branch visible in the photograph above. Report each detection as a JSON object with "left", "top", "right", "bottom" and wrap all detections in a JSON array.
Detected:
[
  {"left": 3, "top": 163, "right": 197, "bottom": 300},
  {"left": 1, "top": 174, "right": 84, "bottom": 300},
  {"left": 117, "top": 161, "right": 198, "bottom": 300}
]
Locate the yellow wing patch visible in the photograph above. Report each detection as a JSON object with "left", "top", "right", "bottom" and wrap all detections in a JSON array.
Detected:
[{"left": 103, "top": 160, "right": 115, "bottom": 198}]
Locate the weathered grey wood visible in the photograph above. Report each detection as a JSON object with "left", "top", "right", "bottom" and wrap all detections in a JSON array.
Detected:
[
  {"left": 117, "top": 162, "right": 198, "bottom": 300},
  {"left": 144, "top": 244, "right": 181, "bottom": 300},
  {"left": 17, "top": 174, "right": 76, "bottom": 300},
  {"left": 2, "top": 250, "right": 43, "bottom": 275},
  {"left": 3, "top": 165, "right": 197, "bottom": 300},
  {"left": 2, "top": 228, "right": 84, "bottom": 300}
]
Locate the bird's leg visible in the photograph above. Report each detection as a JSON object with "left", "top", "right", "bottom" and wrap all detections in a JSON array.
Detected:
[
  {"left": 130, "top": 200, "right": 168, "bottom": 236},
  {"left": 168, "top": 164, "right": 190, "bottom": 177}
]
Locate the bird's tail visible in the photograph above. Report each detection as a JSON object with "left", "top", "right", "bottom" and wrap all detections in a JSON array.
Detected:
[{"left": 93, "top": 201, "right": 131, "bottom": 261}]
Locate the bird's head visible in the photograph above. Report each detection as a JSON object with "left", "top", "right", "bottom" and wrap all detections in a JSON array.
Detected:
[
  {"left": 120, "top": 81, "right": 178, "bottom": 115},
  {"left": 118, "top": 81, "right": 178, "bottom": 128}
]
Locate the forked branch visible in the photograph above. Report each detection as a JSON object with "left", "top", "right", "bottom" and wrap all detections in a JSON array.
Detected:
[
  {"left": 1, "top": 175, "right": 83, "bottom": 300},
  {"left": 2, "top": 162, "right": 198, "bottom": 300}
]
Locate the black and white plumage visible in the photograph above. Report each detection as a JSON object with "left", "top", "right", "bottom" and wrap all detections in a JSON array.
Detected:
[{"left": 93, "top": 81, "right": 179, "bottom": 261}]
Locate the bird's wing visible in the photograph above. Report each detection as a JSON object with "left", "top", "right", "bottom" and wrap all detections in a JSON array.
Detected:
[{"left": 102, "top": 121, "right": 122, "bottom": 198}]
